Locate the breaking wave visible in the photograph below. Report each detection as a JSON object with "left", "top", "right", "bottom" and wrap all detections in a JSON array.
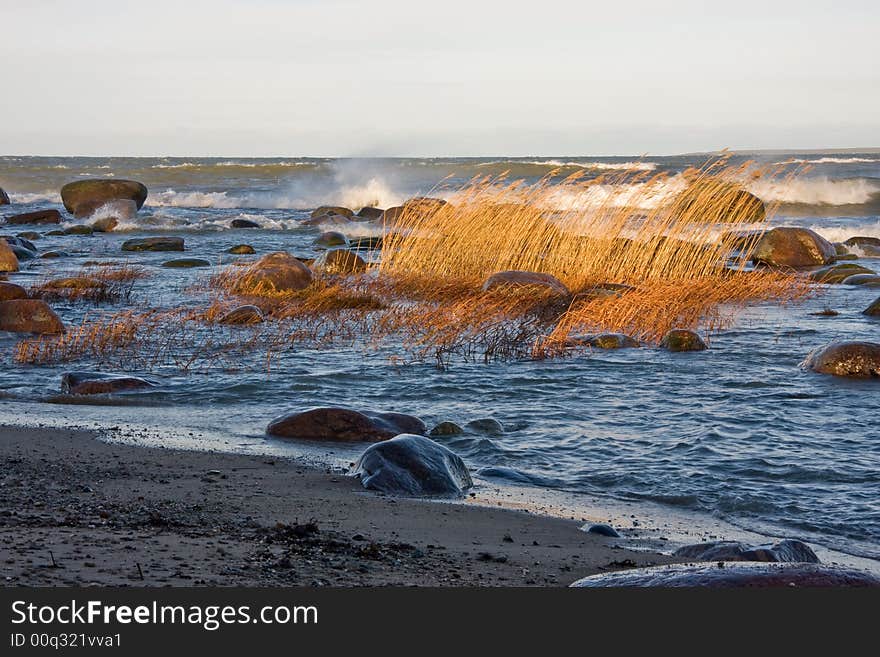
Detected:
[
  {"left": 747, "top": 176, "right": 880, "bottom": 206},
  {"left": 774, "top": 157, "right": 880, "bottom": 165}
]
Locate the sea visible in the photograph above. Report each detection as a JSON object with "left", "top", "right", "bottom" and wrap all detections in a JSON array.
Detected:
[{"left": 1, "top": 152, "right": 878, "bottom": 565}]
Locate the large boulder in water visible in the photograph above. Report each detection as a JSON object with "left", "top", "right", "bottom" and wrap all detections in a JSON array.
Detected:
[
  {"left": 356, "top": 206, "right": 384, "bottom": 221},
  {"left": 482, "top": 271, "right": 571, "bottom": 297},
  {"left": 233, "top": 252, "right": 313, "bottom": 294},
  {"left": 673, "top": 539, "right": 819, "bottom": 563},
  {"left": 809, "top": 263, "right": 875, "bottom": 284},
  {"left": 570, "top": 563, "right": 880, "bottom": 587},
  {"left": 802, "top": 341, "right": 880, "bottom": 377},
  {"left": 660, "top": 329, "right": 707, "bottom": 352},
  {"left": 671, "top": 180, "right": 765, "bottom": 223},
  {"left": 60, "top": 179, "right": 148, "bottom": 218},
  {"left": 751, "top": 227, "right": 836, "bottom": 268},
  {"left": 0, "top": 299, "right": 64, "bottom": 334},
  {"left": 0, "top": 240, "right": 19, "bottom": 272},
  {"left": 311, "top": 248, "right": 367, "bottom": 274},
  {"left": 311, "top": 206, "right": 354, "bottom": 219},
  {"left": 587, "top": 333, "right": 640, "bottom": 349},
  {"left": 315, "top": 231, "right": 348, "bottom": 247},
  {"left": 267, "top": 407, "right": 427, "bottom": 442},
  {"left": 122, "top": 237, "right": 184, "bottom": 252},
  {"left": 4, "top": 209, "right": 62, "bottom": 225},
  {"left": 61, "top": 372, "right": 156, "bottom": 395},
  {"left": 217, "top": 305, "right": 264, "bottom": 325},
  {"left": 353, "top": 434, "right": 473, "bottom": 497},
  {"left": 864, "top": 297, "right": 880, "bottom": 316}
]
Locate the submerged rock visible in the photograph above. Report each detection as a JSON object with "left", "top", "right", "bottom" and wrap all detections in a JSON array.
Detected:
[
  {"left": 842, "top": 273, "right": 880, "bottom": 286},
  {"left": 315, "top": 231, "right": 348, "bottom": 248},
  {"left": 227, "top": 244, "right": 256, "bottom": 255},
  {"left": 751, "top": 227, "right": 836, "bottom": 268},
  {"left": 429, "top": 421, "right": 464, "bottom": 437},
  {"left": 16, "top": 232, "right": 41, "bottom": 241},
  {"left": 0, "top": 299, "right": 64, "bottom": 334},
  {"left": 588, "top": 333, "right": 640, "bottom": 349},
  {"left": 660, "top": 329, "right": 707, "bottom": 352},
  {"left": 122, "top": 237, "right": 185, "bottom": 252},
  {"left": 40, "top": 251, "right": 70, "bottom": 259},
  {"left": 91, "top": 216, "right": 118, "bottom": 233},
  {"left": 466, "top": 418, "right": 504, "bottom": 435},
  {"left": 4, "top": 209, "right": 62, "bottom": 225},
  {"left": 63, "top": 225, "right": 93, "bottom": 237},
  {"left": 61, "top": 372, "right": 156, "bottom": 395},
  {"left": 311, "top": 248, "right": 367, "bottom": 274},
  {"left": 802, "top": 341, "right": 880, "bottom": 377},
  {"left": 311, "top": 206, "right": 354, "bottom": 219},
  {"left": 231, "top": 218, "right": 259, "bottom": 228},
  {"left": 0, "top": 187, "right": 9, "bottom": 205},
  {"left": 570, "top": 563, "right": 880, "bottom": 587},
  {"left": 267, "top": 407, "right": 427, "bottom": 442},
  {"left": 0, "top": 240, "right": 19, "bottom": 272},
  {"left": 0, "top": 282, "right": 28, "bottom": 301},
  {"left": 673, "top": 539, "right": 819, "bottom": 563},
  {"left": 217, "top": 305, "right": 264, "bottom": 325},
  {"left": 162, "top": 258, "right": 211, "bottom": 268},
  {"left": 809, "top": 263, "right": 875, "bottom": 284},
  {"left": 353, "top": 434, "right": 473, "bottom": 496},
  {"left": 9, "top": 244, "right": 36, "bottom": 260},
  {"left": 482, "top": 270, "right": 571, "bottom": 297},
  {"left": 60, "top": 179, "right": 148, "bottom": 218},
  {"left": 42, "top": 276, "right": 105, "bottom": 291},
  {"left": 233, "top": 252, "right": 313, "bottom": 294}
]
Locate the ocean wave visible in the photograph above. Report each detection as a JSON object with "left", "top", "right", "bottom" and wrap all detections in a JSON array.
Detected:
[
  {"left": 747, "top": 176, "right": 880, "bottom": 206},
  {"left": 807, "top": 221, "right": 880, "bottom": 244},
  {"left": 151, "top": 160, "right": 316, "bottom": 169},
  {"left": 774, "top": 157, "right": 880, "bottom": 165},
  {"left": 8, "top": 191, "right": 60, "bottom": 204},
  {"left": 478, "top": 159, "right": 658, "bottom": 171}
]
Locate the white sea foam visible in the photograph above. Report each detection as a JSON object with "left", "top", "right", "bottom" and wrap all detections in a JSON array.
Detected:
[
  {"left": 479, "top": 159, "right": 658, "bottom": 171},
  {"left": 8, "top": 191, "right": 59, "bottom": 204},
  {"left": 774, "top": 157, "right": 880, "bottom": 165},
  {"left": 747, "top": 176, "right": 880, "bottom": 206},
  {"left": 806, "top": 222, "right": 880, "bottom": 244}
]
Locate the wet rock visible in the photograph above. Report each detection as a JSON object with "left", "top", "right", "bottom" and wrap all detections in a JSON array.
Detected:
[
  {"left": 466, "top": 418, "right": 504, "bottom": 435},
  {"left": 227, "top": 244, "right": 255, "bottom": 255},
  {"left": 63, "top": 224, "right": 93, "bottom": 236},
  {"left": 0, "top": 240, "right": 19, "bottom": 272},
  {"left": 353, "top": 434, "right": 472, "bottom": 497},
  {"left": 0, "top": 282, "right": 28, "bottom": 301},
  {"left": 381, "top": 206, "right": 406, "bottom": 224},
  {"left": 674, "top": 539, "right": 819, "bottom": 563},
  {"left": 588, "top": 333, "right": 640, "bottom": 349},
  {"left": 350, "top": 236, "right": 383, "bottom": 250},
  {"left": 5, "top": 236, "right": 38, "bottom": 252},
  {"left": 842, "top": 273, "right": 880, "bottom": 286},
  {"left": 0, "top": 299, "right": 64, "bottom": 334},
  {"left": 231, "top": 219, "right": 259, "bottom": 228},
  {"left": 844, "top": 236, "right": 880, "bottom": 249},
  {"left": 45, "top": 229, "right": 66, "bottom": 236},
  {"left": 429, "top": 421, "right": 464, "bottom": 437},
  {"left": 16, "top": 231, "right": 41, "bottom": 241},
  {"left": 802, "top": 341, "right": 880, "bottom": 377},
  {"left": 311, "top": 206, "right": 354, "bottom": 219},
  {"left": 217, "top": 305, "right": 264, "bottom": 325},
  {"left": 40, "top": 251, "right": 70, "bottom": 259},
  {"left": 403, "top": 197, "right": 448, "bottom": 213},
  {"left": 267, "top": 407, "right": 427, "bottom": 442},
  {"left": 60, "top": 179, "right": 148, "bottom": 218},
  {"left": 482, "top": 271, "right": 571, "bottom": 297},
  {"left": 4, "top": 209, "right": 62, "bottom": 225},
  {"left": 61, "top": 372, "right": 156, "bottom": 395},
  {"left": 91, "top": 216, "right": 118, "bottom": 233},
  {"left": 0, "top": 187, "right": 9, "bottom": 205},
  {"left": 122, "top": 237, "right": 185, "bottom": 252},
  {"left": 570, "top": 563, "right": 880, "bottom": 587},
  {"left": 660, "top": 329, "right": 707, "bottom": 352},
  {"left": 162, "top": 258, "right": 211, "bottom": 268},
  {"left": 311, "top": 248, "right": 367, "bottom": 274},
  {"left": 809, "top": 263, "right": 875, "bottom": 284},
  {"left": 673, "top": 181, "right": 765, "bottom": 223},
  {"left": 233, "top": 252, "right": 313, "bottom": 294},
  {"left": 10, "top": 244, "right": 37, "bottom": 260},
  {"left": 315, "top": 231, "right": 348, "bottom": 248},
  {"left": 356, "top": 207, "right": 385, "bottom": 221},
  {"left": 584, "top": 523, "right": 621, "bottom": 538},
  {"left": 751, "top": 227, "right": 836, "bottom": 268},
  {"left": 863, "top": 297, "right": 880, "bottom": 317}
]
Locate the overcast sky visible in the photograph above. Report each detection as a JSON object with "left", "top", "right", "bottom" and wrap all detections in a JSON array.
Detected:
[{"left": 2, "top": 0, "right": 878, "bottom": 156}]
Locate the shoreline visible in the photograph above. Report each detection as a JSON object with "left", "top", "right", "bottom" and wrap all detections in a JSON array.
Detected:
[{"left": 1, "top": 424, "right": 683, "bottom": 587}]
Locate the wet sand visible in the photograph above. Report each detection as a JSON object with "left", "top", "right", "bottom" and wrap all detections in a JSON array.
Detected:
[{"left": 0, "top": 425, "right": 677, "bottom": 587}]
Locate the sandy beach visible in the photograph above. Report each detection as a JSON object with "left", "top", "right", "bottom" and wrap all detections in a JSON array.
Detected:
[{"left": 0, "top": 425, "right": 679, "bottom": 587}]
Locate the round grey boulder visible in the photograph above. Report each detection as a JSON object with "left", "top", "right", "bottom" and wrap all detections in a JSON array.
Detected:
[
  {"left": 353, "top": 434, "right": 473, "bottom": 497},
  {"left": 802, "top": 341, "right": 880, "bottom": 377}
]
